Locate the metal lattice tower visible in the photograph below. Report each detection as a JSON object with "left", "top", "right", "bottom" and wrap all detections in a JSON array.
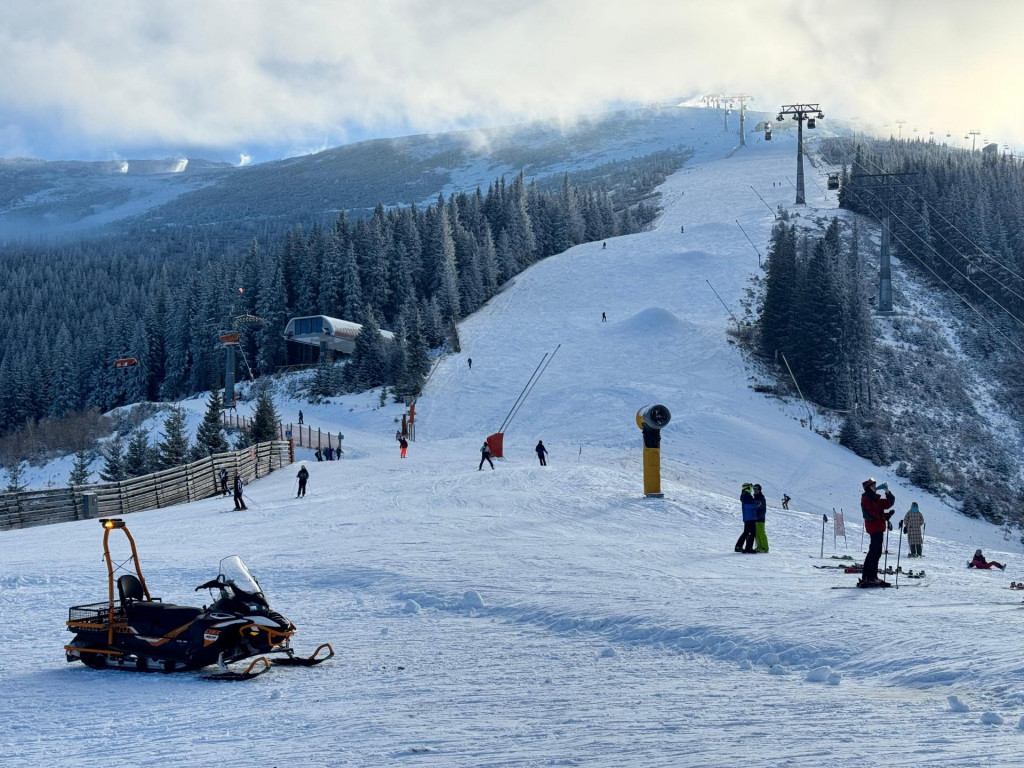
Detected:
[{"left": 776, "top": 103, "right": 823, "bottom": 205}]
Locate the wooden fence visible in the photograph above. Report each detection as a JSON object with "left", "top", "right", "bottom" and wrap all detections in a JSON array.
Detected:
[
  {"left": 0, "top": 440, "right": 291, "bottom": 532},
  {"left": 223, "top": 413, "right": 345, "bottom": 453}
]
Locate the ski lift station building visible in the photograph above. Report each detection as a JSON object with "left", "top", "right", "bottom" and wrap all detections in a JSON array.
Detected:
[{"left": 283, "top": 315, "right": 394, "bottom": 365}]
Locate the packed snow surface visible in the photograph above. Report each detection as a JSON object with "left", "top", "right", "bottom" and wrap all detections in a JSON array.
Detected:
[{"left": 3, "top": 127, "right": 1024, "bottom": 767}]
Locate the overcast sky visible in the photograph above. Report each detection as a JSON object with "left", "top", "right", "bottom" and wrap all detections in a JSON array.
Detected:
[{"left": 2, "top": 0, "right": 1022, "bottom": 163}]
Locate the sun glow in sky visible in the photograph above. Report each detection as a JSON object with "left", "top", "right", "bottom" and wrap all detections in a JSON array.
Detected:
[{"left": 2, "top": 0, "right": 1022, "bottom": 162}]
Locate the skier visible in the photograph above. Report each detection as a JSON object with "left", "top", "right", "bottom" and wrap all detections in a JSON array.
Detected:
[
  {"left": 479, "top": 440, "right": 494, "bottom": 470},
  {"left": 781, "top": 493, "right": 791, "bottom": 510},
  {"left": 298, "top": 410, "right": 304, "bottom": 425},
  {"left": 296, "top": 464, "right": 309, "bottom": 497},
  {"left": 315, "top": 448, "right": 323, "bottom": 462},
  {"left": 535, "top": 440, "right": 548, "bottom": 466},
  {"left": 859, "top": 478, "right": 896, "bottom": 587},
  {"left": 325, "top": 446, "right": 334, "bottom": 461},
  {"left": 902, "top": 502, "right": 925, "bottom": 557},
  {"left": 968, "top": 549, "right": 1005, "bottom": 570},
  {"left": 468, "top": 357, "right": 472, "bottom": 369},
  {"left": 753, "top": 484, "right": 769, "bottom": 553},
  {"left": 734, "top": 483, "right": 757, "bottom": 553},
  {"left": 233, "top": 473, "right": 247, "bottom": 511},
  {"left": 602, "top": 241, "right": 607, "bottom": 249},
  {"left": 400, "top": 437, "right": 408, "bottom": 459},
  {"left": 219, "top": 467, "right": 229, "bottom": 497},
  {"left": 602, "top": 312, "right": 607, "bottom": 322}
]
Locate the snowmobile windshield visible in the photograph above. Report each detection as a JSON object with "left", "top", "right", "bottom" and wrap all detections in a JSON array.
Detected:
[{"left": 218, "top": 556, "right": 262, "bottom": 597}]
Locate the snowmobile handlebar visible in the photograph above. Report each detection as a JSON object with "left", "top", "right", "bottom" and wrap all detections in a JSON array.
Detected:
[{"left": 195, "top": 578, "right": 224, "bottom": 591}]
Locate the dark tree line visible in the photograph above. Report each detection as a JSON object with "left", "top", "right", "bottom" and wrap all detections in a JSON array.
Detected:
[
  {"left": 0, "top": 152, "right": 680, "bottom": 441},
  {"left": 759, "top": 213, "right": 874, "bottom": 413}
]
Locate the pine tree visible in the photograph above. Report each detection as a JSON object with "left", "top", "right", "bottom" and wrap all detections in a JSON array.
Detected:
[
  {"left": 156, "top": 405, "right": 191, "bottom": 469},
  {"left": 192, "top": 389, "right": 230, "bottom": 458},
  {"left": 69, "top": 449, "right": 93, "bottom": 486},
  {"left": 248, "top": 386, "right": 280, "bottom": 443},
  {"left": 5, "top": 462, "right": 26, "bottom": 493},
  {"left": 124, "top": 429, "right": 154, "bottom": 477},
  {"left": 100, "top": 437, "right": 127, "bottom": 482}
]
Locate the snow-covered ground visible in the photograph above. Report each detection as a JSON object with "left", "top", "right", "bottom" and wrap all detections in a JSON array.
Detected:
[{"left": 4, "top": 128, "right": 1024, "bottom": 768}]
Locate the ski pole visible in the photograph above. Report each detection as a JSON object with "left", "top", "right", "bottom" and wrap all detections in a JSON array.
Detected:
[
  {"left": 883, "top": 522, "right": 891, "bottom": 576},
  {"left": 821, "top": 514, "right": 827, "bottom": 559},
  {"left": 242, "top": 493, "right": 260, "bottom": 510},
  {"left": 895, "top": 519, "right": 904, "bottom": 589},
  {"left": 292, "top": 478, "right": 298, "bottom": 496}
]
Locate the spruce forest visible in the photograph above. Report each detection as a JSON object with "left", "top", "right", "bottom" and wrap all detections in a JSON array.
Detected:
[
  {"left": 759, "top": 138, "right": 1024, "bottom": 530},
  {"left": 0, "top": 150, "right": 685, "bottom": 456}
]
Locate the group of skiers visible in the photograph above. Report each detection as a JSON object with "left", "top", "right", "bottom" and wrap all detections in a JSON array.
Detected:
[
  {"left": 314, "top": 446, "right": 339, "bottom": 461},
  {"left": 738, "top": 476, "right": 1001, "bottom": 588},
  {"left": 478, "top": 439, "right": 547, "bottom": 470},
  {"left": 218, "top": 468, "right": 248, "bottom": 510}
]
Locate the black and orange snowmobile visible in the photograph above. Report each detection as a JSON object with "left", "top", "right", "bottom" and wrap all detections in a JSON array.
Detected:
[{"left": 65, "top": 518, "right": 332, "bottom": 680}]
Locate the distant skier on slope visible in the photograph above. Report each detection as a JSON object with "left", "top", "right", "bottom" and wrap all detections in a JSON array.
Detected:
[
  {"left": 296, "top": 465, "right": 309, "bottom": 497},
  {"left": 781, "top": 493, "right": 790, "bottom": 510},
  {"left": 233, "top": 473, "right": 247, "bottom": 511},
  {"left": 535, "top": 440, "right": 548, "bottom": 466},
  {"left": 479, "top": 440, "right": 494, "bottom": 470}
]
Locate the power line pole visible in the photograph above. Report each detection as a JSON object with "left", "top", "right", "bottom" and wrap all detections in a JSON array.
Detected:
[
  {"left": 847, "top": 171, "right": 917, "bottom": 313},
  {"left": 776, "top": 103, "right": 823, "bottom": 205}
]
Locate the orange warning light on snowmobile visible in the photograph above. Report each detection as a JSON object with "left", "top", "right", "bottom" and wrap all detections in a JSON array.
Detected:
[{"left": 100, "top": 518, "right": 126, "bottom": 529}]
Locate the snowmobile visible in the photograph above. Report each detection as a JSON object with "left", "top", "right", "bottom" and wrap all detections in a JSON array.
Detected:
[{"left": 65, "top": 518, "right": 333, "bottom": 680}]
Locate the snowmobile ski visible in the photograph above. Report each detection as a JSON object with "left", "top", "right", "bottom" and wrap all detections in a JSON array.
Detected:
[
  {"left": 202, "top": 656, "right": 272, "bottom": 681},
  {"left": 272, "top": 642, "right": 335, "bottom": 667}
]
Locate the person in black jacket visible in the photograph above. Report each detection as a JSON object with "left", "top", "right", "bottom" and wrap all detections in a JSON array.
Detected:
[
  {"left": 735, "top": 483, "right": 757, "bottom": 553},
  {"left": 233, "top": 474, "right": 247, "bottom": 510},
  {"left": 219, "top": 468, "right": 229, "bottom": 496},
  {"left": 479, "top": 440, "right": 494, "bottom": 470},
  {"left": 535, "top": 440, "right": 548, "bottom": 466},
  {"left": 296, "top": 465, "right": 309, "bottom": 497}
]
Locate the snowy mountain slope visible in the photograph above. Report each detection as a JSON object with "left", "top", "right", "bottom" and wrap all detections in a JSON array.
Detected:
[{"left": 3, "top": 128, "right": 1024, "bottom": 768}]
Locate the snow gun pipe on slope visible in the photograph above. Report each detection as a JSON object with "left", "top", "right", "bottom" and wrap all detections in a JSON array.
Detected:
[{"left": 497, "top": 345, "right": 560, "bottom": 435}]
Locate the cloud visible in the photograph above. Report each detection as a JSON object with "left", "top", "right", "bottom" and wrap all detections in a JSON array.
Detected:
[{"left": 2, "top": 0, "right": 1023, "bottom": 159}]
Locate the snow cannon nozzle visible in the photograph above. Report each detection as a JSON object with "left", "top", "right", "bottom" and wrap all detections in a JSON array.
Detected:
[{"left": 636, "top": 404, "right": 671, "bottom": 431}]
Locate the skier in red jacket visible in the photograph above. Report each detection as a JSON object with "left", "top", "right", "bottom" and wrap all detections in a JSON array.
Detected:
[{"left": 860, "top": 478, "right": 896, "bottom": 587}]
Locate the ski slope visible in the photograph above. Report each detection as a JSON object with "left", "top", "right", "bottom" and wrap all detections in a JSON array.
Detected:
[{"left": 4, "top": 128, "right": 1024, "bottom": 767}]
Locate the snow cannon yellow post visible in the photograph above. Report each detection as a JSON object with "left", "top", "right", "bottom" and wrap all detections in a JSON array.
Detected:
[{"left": 636, "top": 405, "right": 672, "bottom": 498}]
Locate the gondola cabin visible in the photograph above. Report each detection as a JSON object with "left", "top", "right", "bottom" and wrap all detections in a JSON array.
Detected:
[{"left": 827, "top": 173, "right": 840, "bottom": 191}]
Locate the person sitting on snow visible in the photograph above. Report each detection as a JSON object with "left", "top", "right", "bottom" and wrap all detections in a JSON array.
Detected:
[{"left": 968, "top": 549, "right": 1005, "bottom": 570}]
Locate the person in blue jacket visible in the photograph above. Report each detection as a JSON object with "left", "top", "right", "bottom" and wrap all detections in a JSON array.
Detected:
[{"left": 735, "top": 483, "right": 758, "bottom": 553}]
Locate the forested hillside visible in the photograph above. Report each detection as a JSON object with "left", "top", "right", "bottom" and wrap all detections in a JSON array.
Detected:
[
  {"left": 0, "top": 150, "right": 686, "bottom": 457},
  {"left": 757, "top": 138, "right": 1024, "bottom": 530}
]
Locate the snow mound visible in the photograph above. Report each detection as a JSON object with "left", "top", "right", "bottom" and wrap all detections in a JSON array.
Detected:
[
  {"left": 599, "top": 647, "right": 617, "bottom": 659},
  {"left": 948, "top": 695, "right": 970, "bottom": 713},
  {"left": 402, "top": 599, "right": 421, "bottom": 614},
  {"left": 607, "top": 307, "right": 696, "bottom": 339},
  {"left": 804, "top": 666, "right": 833, "bottom": 683},
  {"left": 981, "top": 712, "right": 1004, "bottom": 725},
  {"left": 460, "top": 590, "right": 485, "bottom": 609}
]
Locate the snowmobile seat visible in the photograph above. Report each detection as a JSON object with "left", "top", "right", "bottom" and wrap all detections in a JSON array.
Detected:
[
  {"left": 118, "top": 574, "right": 145, "bottom": 604},
  {"left": 125, "top": 601, "right": 202, "bottom": 629}
]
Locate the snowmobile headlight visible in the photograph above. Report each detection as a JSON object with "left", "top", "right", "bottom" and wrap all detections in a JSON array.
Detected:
[{"left": 100, "top": 518, "right": 126, "bottom": 529}]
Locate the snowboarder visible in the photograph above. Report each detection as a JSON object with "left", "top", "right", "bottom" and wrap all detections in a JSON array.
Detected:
[
  {"left": 753, "top": 484, "right": 769, "bottom": 553},
  {"left": 233, "top": 473, "right": 247, "bottom": 511},
  {"left": 602, "top": 312, "right": 607, "bottom": 322},
  {"left": 859, "top": 478, "right": 896, "bottom": 586},
  {"left": 968, "top": 549, "right": 1005, "bottom": 570},
  {"left": 296, "top": 465, "right": 309, "bottom": 497},
  {"left": 535, "top": 440, "right": 548, "bottom": 466},
  {"left": 902, "top": 502, "right": 925, "bottom": 557},
  {"left": 781, "top": 493, "right": 790, "bottom": 510},
  {"left": 734, "top": 483, "right": 757, "bottom": 553},
  {"left": 219, "top": 468, "right": 229, "bottom": 497},
  {"left": 400, "top": 437, "right": 408, "bottom": 459},
  {"left": 479, "top": 440, "right": 494, "bottom": 470},
  {"left": 315, "top": 448, "right": 323, "bottom": 462},
  {"left": 468, "top": 357, "right": 472, "bottom": 369},
  {"left": 298, "top": 410, "right": 304, "bottom": 425}
]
